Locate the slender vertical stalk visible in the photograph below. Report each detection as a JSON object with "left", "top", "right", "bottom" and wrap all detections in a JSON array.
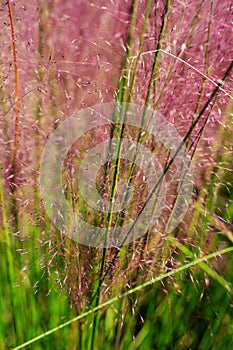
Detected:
[
  {"left": 122, "top": 0, "right": 153, "bottom": 103},
  {"left": 7, "top": 0, "right": 20, "bottom": 173},
  {"left": 145, "top": 0, "right": 170, "bottom": 107},
  {"left": 7, "top": 0, "right": 20, "bottom": 231},
  {"left": 120, "top": 0, "right": 171, "bottom": 217},
  {"left": 113, "top": 0, "right": 171, "bottom": 250},
  {"left": 89, "top": 2, "right": 141, "bottom": 349}
]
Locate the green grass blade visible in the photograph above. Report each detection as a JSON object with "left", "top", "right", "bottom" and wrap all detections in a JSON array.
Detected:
[{"left": 11, "top": 246, "right": 233, "bottom": 350}]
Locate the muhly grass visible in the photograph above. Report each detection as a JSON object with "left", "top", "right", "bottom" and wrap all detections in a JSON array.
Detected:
[{"left": 0, "top": 0, "right": 233, "bottom": 349}]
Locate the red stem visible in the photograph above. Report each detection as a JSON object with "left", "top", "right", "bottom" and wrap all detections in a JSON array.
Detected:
[{"left": 7, "top": 0, "right": 20, "bottom": 168}]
